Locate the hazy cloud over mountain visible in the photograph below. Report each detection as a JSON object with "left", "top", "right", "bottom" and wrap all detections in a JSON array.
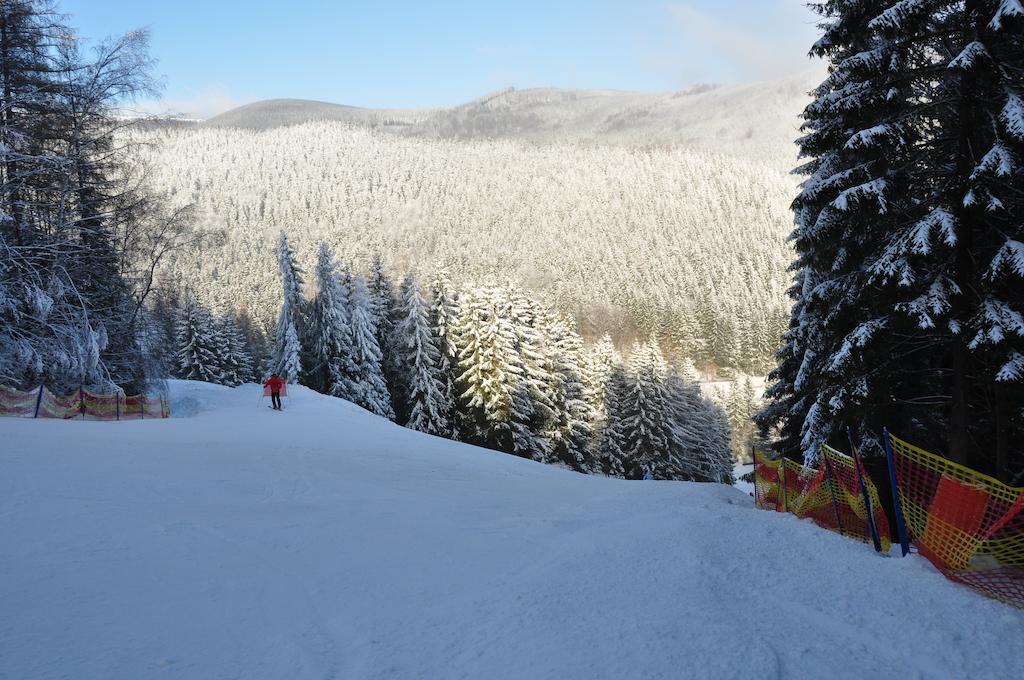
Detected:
[{"left": 667, "top": 1, "right": 822, "bottom": 83}]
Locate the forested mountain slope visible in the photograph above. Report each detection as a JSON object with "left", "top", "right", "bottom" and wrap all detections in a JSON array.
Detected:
[
  {"left": 141, "top": 72, "right": 819, "bottom": 372},
  {"left": 141, "top": 123, "right": 795, "bottom": 372}
]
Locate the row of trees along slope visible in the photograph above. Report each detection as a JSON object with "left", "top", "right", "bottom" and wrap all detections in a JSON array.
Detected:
[
  {"left": 758, "top": 0, "right": 1023, "bottom": 483},
  {"left": 0, "top": 0, "right": 194, "bottom": 394},
  {"left": 204, "top": 232, "right": 733, "bottom": 483}
]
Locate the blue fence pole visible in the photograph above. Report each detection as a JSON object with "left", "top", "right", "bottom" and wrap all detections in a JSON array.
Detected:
[
  {"left": 752, "top": 447, "right": 760, "bottom": 507},
  {"left": 780, "top": 456, "right": 788, "bottom": 513},
  {"left": 821, "top": 450, "right": 845, "bottom": 536},
  {"left": 883, "top": 428, "right": 910, "bottom": 556},
  {"left": 33, "top": 386, "right": 43, "bottom": 418},
  {"left": 848, "top": 427, "right": 883, "bottom": 552}
]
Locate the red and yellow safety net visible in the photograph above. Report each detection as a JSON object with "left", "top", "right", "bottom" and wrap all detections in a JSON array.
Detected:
[
  {"left": 0, "top": 385, "right": 169, "bottom": 420},
  {"left": 889, "top": 434, "right": 1024, "bottom": 608},
  {"left": 754, "top": 447, "right": 890, "bottom": 553}
]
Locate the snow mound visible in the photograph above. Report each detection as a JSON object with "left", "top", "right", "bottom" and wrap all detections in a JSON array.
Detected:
[{"left": 1, "top": 379, "right": 1020, "bottom": 679}]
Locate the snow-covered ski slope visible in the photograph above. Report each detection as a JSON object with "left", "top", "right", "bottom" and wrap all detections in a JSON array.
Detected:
[{"left": 2, "top": 381, "right": 1021, "bottom": 679}]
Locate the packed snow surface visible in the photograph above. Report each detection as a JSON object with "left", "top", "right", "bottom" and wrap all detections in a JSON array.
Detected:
[{"left": 1, "top": 381, "right": 1021, "bottom": 679}]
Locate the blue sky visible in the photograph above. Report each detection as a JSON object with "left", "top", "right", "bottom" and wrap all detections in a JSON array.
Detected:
[{"left": 59, "top": 0, "right": 821, "bottom": 118}]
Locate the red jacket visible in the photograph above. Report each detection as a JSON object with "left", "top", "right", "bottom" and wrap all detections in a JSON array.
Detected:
[{"left": 264, "top": 375, "right": 284, "bottom": 392}]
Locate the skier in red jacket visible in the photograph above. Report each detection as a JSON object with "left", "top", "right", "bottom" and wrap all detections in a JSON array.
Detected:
[{"left": 264, "top": 374, "right": 285, "bottom": 410}]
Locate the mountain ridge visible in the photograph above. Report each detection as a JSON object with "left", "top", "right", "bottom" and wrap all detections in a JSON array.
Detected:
[{"left": 199, "top": 70, "right": 821, "bottom": 154}]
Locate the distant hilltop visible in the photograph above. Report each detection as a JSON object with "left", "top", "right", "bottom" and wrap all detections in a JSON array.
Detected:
[{"left": 174, "top": 70, "right": 822, "bottom": 155}]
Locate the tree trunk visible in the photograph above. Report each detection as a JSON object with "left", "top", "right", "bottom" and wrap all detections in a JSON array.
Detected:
[
  {"left": 994, "top": 382, "right": 1009, "bottom": 483},
  {"left": 947, "top": 0, "right": 983, "bottom": 468}
]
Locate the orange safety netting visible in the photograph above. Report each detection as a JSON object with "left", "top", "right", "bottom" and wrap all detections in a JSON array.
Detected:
[
  {"left": 754, "top": 447, "right": 890, "bottom": 553},
  {"left": 889, "top": 434, "right": 1024, "bottom": 608},
  {"left": 0, "top": 385, "right": 169, "bottom": 420},
  {"left": 38, "top": 388, "right": 82, "bottom": 419},
  {"left": 121, "top": 393, "right": 168, "bottom": 420},
  {"left": 0, "top": 385, "right": 37, "bottom": 417},
  {"left": 753, "top": 451, "right": 784, "bottom": 511}
]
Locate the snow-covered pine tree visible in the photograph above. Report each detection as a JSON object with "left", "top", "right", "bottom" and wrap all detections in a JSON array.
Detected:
[
  {"left": 757, "top": 0, "right": 913, "bottom": 464},
  {"left": 428, "top": 270, "right": 459, "bottom": 435},
  {"left": 585, "top": 335, "right": 622, "bottom": 421},
  {"left": 174, "top": 294, "right": 224, "bottom": 384},
  {"left": 725, "top": 377, "right": 761, "bottom": 461},
  {"left": 761, "top": 1, "right": 1023, "bottom": 480},
  {"left": 618, "top": 339, "right": 672, "bottom": 479},
  {"left": 217, "top": 311, "right": 255, "bottom": 386},
  {"left": 346, "top": 275, "right": 395, "bottom": 419},
  {"left": 368, "top": 253, "right": 401, "bottom": 412},
  {"left": 597, "top": 362, "right": 631, "bottom": 478},
  {"left": 452, "top": 285, "right": 520, "bottom": 451},
  {"left": 665, "top": 371, "right": 734, "bottom": 483},
  {"left": 393, "top": 272, "right": 454, "bottom": 436},
  {"left": 306, "top": 243, "right": 355, "bottom": 398},
  {"left": 864, "top": 0, "right": 1024, "bottom": 477},
  {"left": 0, "top": 2, "right": 163, "bottom": 393},
  {"left": 271, "top": 231, "right": 305, "bottom": 383},
  {"left": 504, "top": 286, "right": 555, "bottom": 462},
  {"left": 543, "top": 313, "right": 594, "bottom": 471}
]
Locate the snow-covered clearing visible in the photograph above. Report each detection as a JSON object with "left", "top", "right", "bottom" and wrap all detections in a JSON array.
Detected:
[{"left": 1, "top": 381, "right": 1021, "bottom": 679}]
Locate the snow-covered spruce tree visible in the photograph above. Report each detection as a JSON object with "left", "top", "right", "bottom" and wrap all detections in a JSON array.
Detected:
[
  {"left": 305, "top": 243, "right": 355, "bottom": 398},
  {"left": 542, "top": 312, "right": 595, "bottom": 472},
  {"left": 585, "top": 335, "right": 622, "bottom": 421},
  {"left": 216, "top": 308, "right": 255, "bottom": 386},
  {"left": 863, "top": 0, "right": 1024, "bottom": 478},
  {"left": 52, "top": 30, "right": 160, "bottom": 392},
  {"left": 392, "top": 273, "right": 454, "bottom": 436},
  {"left": 368, "top": 253, "right": 401, "bottom": 413},
  {"left": 428, "top": 269, "right": 460, "bottom": 435},
  {"left": 504, "top": 286, "right": 555, "bottom": 462},
  {"left": 618, "top": 339, "right": 672, "bottom": 479},
  {"left": 757, "top": 0, "right": 922, "bottom": 464},
  {"left": 452, "top": 285, "right": 519, "bottom": 451},
  {"left": 761, "top": 1, "right": 1023, "bottom": 479},
  {"left": 174, "top": 294, "right": 224, "bottom": 384},
  {"left": 0, "top": 2, "right": 166, "bottom": 393},
  {"left": 271, "top": 231, "right": 305, "bottom": 382},
  {"left": 597, "top": 363, "right": 631, "bottom": 478},
  {"left": 665, "top": 371, "right": 734, "bottom": 483},
  {"left": 346, "top": 275, "right": 395, "bottom": 419},
  {"left": 725, "top": 377, "right": 762, "bottom": 461}
]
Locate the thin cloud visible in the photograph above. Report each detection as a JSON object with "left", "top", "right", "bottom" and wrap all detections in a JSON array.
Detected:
[
  {"left": 134, "top": 85, "right": 251, "bottom": 120},
  {"left": 667, "top": 1, "right": 821, "bottom": 82}
]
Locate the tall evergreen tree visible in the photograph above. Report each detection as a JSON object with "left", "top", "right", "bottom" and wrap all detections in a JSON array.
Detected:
[
  {"left": 618, "top": 339, "right": 671, "bottom": 479},
  {"left": 368, "top": 253, "right": 400, "bottom": 409},
  {"left": 393, "top": 272, "right": 454, "bottom": 435},
  {"left": 174, "top": 294, "right": 223, "bottom": 384},
  {"left": 453, "top": 285, "right": 520, "bottom": 451},
  {"left": 347, "top": 274, "right": 395, "bottom": 419},
  {"left": 505, "top": 287, "right": 555, "bottom": 461},
  {"left": 216, "top": 310, "right": 255, "bottom": 387},
  {"left": 585, "top": 335, "right": 621, "bottom": 421},
  {"left": 306, "top": 243, "right": 355, "bottom": 398},
  {"left": 428, "top": 269, "right": 460, "bottom": 435},
  {"left": 760, "top": 1, "right": 1023, "bottom": 480},
  {"left": 544, "top": 313, "right": 594, "bottom": 471},
  {"left": 598, "top": 363, "right": 631, "bottom": 477},
  {"left": 0, "top": 2, "right": 166, "bottom": 393},
  {"left": 271, "top": 231, "right": 304, "bottom": 382},
  {"left": 666, "top": 371, "right": 734, "bottom": 483}
]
